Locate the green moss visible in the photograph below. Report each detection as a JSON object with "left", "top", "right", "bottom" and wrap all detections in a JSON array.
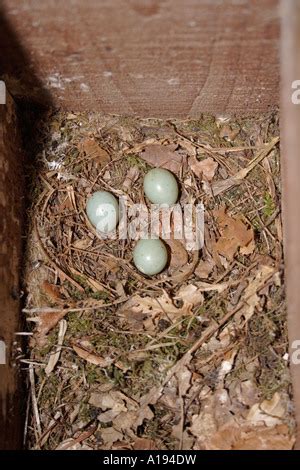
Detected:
[
  {"left": 89, "top": 290, "right": 110, "bottom": 301},
  {"left": 263, "top": 192, "right": 275, "bottom": 217},
  {"left": 67, "top": 312, "right": 94, "bottom": 335},
  {"left": 126, "top": 154, "right": 148, "bottom": 170}
]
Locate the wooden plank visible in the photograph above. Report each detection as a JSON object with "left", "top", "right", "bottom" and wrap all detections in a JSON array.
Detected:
[
  {"left": 281, "top": 0, "right": 300, "bottom": 451},
  {"left": 0, "top": 92, "right": 24, "bottom": 450},
  {"left": 1, "top": 0, "right": 279, "bottom": 117}
]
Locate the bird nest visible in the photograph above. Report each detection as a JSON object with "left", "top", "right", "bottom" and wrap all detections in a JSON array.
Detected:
[{"left": 23, "top": 111, "right": 295, "bottom": 450}]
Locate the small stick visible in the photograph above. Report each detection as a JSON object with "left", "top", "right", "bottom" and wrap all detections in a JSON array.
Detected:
[{"left": 29, "top": 364, "right": 42, "bottom": 444}]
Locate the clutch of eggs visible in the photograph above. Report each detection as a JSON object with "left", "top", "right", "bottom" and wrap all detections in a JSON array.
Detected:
[{"left": 86, "top": 167, "right": 179, "bottom": 275}]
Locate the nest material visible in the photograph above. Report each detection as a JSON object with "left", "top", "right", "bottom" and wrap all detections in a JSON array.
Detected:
[{"left": 24, "top": 112, "right": 295, "bottom": 450}]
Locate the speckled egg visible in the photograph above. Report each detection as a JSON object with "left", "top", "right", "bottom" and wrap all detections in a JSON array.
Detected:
[
  {"left": 133, "top": 238, "right": 168, "bottom": 275},
  {"left": 86, "top": 190, "right": 119, "bottom": 233},
  {"left": 143, "top": 168, "right": 179, "bottom": 205}
]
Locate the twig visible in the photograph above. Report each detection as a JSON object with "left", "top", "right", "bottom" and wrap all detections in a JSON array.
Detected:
[
  {"left": 206, "top": 137, "right": 280, "bottom": 196},
  {"left": 45, "top": 319, "right": 67, "bottom": 375},
  {"left": 29, "top": 364, "right": 42, "bottom": 445}
]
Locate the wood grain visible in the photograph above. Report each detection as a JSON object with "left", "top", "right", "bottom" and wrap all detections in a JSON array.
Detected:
[
  {"left": 0, "top": 93, "right": 23, "bottom": 449},
  {"left": 281, "top": 0, "right": 300, "bottom": 450},
  {"left": 1, "top": 0, "right": 279, "bottom": 117}
]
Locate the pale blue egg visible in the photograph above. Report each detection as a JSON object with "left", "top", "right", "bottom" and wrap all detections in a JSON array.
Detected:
[
  {"left": 133, "top": 239, "right": 168, "bottom": 275},
  {"left": 144, "top": 168, "right": 179, "bottom": 205},
  {"left": 86, "top": 190, "right": 119, "bottom": 233}
]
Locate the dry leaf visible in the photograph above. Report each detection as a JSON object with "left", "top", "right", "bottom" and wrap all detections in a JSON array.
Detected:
[
  {"left": 140, "top": 144, "right": 186, "bottom": 174},
  {"left": 29, "top": 310, "right": 68, "bottom": 346},
  {"left": 175, "top": 284, "right": 204, "bottom": 308},
  {"left": 195, "top": 421, "right": 294, "bottom": 450},
  {"left": 98, "top": 407, "right": 126, "bottom": 424},
  {"left": 111, "top": 441, "right": 132, "bottom": 450},
  {"left": 204, "top": 137, "right": 279, "bottom": 196},
  {"left": 45, "top": 319, "right": 67, "bottom": 375},
  {"left": 214, "top": 207, "right": 254, "bottom": 260},
  {"left": 73, "top": 342, "right": 114, "bottom": 367},
  {"left": 56, "top": 438, "right": 92, "bottom": 450},
  {"left": 176, "top": 365, "right": 192, "bottom": 397},
  {"left": 100, "top": 427, "right": 123, "bottom": 445},
  {"left": 78, "top": 138, "right": 111, "bottom": 165},
  {"left": 90, "top": 389, "right": 153, "bottom": 433},
  {"left": 247, "top": 393, "right": 285, "bottom": 427},
  {"left": 236, "top": 264, "right": 276, "bottom": 323},
  {"left": 172, "top": 427, "right": 195, "bottom": 450},
  {"left": 195, "top": 281, "right": 228, "bottom": 293},
  {"left": 232, "top": 424, "right": 294, "bottom": 450},
  {"left": 123, "top": 166, "right": 140, "bottom": 191},
  {"left": 195, "top": 258, "right": 215, "bottom": 279},
  {"left": 72, "top": 238, "right": 93, "bottom": 250},
  {"left": 190, "top": 156, "right": 218, "bottom": 181},
  {"left": 119, "top": 292, "right": 194, "bottom": 330},
  {"left": 164, "top": 238, "right": 188, "bottom": 271},
  {"left": 133, "top": 438, "right": 157, "bottom": 450},
  {"left": 235, "top": 380, "right": 259, "bottom": 408},
  {"left": 41, "top": 281, "right": 63, "bottom": 302},
  {"left": 55, "top": 426, "right": 96, "bottom": 450},
  {"left": 219, "top": 124, "right": 240, "bottom": 142}
]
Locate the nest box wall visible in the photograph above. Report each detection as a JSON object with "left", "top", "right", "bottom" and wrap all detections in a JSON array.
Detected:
[{"left": 1, "top": 0, "right": 279, "bottom": 117}]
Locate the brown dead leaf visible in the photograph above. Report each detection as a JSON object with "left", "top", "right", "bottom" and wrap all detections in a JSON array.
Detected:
[
  {"left": 164, "top": 238, "right": 188, "bottom": 271},
  {"left": 236, "top": 264, "right": 276, "bottom": 323},
  {"left": 72, "top": 238, "right": 93, "bottom": 250},
  {"left": 123, "top": 166, "right": 140, "bottom": 191},
  {"left": 175, "top": 284, "right": 204, "bottom": 308},
  {"left": 176, "top": 365, "right": 192, "bottom": 397},
  {"left": 30, "top": 310, "right": 68, "bottom": 346},
  {"left": 190, "top": 380, "right": 292, "bottom": 450},
  {"left": 232, "top": 424, "right": 294, "bottom": 450},
  {"left": 195, "top": 421, "right": 294, "bottom": 450},
  {"left": 190, "top": 156, "right": 218, "bottom": 181},
  {"left": 140, "top": 144, "right": 187, "bottom": 174},
  {"left": 55, "top": 425, "right": 96, "bottom": 450},
  {"left": 89, "top": 389, "right": 153, "bottom": 433},
  {"left": 56, "top": 438, "right": 93, "bottom": 450},
  {"left": 219, "top": 124, "right": 240, "bottom": 142},
  {"left": 41, "top": 281, "right": 64, "bottom": 302},
  {"left": 78, "top": 138, "right": 111, "bottom": 165},
  {"left": 172, "top": 426, "right": 195, "bottom": 450},
  {"left": 204, "top": 137, "right": 279, "bottom": 197},
  {"left": 100, "top": 427, "right": 123, "bottom": 445},
  {"left": 235, "top": 380, "right": 259, "bottom": 408},
  {"left": 247, "top": 393, "right": 285, "bottom": 427},
  {"left": 73, "top": 341, "right": 114, "bottom": 367},
  {"left": 98, "top": 407, "right": 126, "bottom": 424},
  {"left": 119, "top": 292, "right": 194, "bottom": 330},
  {"left": 195, "top": 258, "right": 215, "bottom": 279},
  {"left": 214, "top": 207, "right": 254, "bottom": 260},
  {"left": 111, "top": 441, "right": 132, "bottom": 450},
  {"left": 133, "top": 438, "right": 158, "bottom": 450}
]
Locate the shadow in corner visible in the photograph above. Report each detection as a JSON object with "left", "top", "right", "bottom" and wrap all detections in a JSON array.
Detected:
[{"left": 0, "top": 5, "right": 53, "bottom": 450}]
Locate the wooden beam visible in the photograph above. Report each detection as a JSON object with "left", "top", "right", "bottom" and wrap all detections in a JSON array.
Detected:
[
  {"left": 281, "top": 0, "right": 300, "bottom": 450},
  {"left": 1, "top": 0, "right": 279, "bottom": 117},
  {"left": 0, "top": 92, "right": 23, "bottom": 450}
]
